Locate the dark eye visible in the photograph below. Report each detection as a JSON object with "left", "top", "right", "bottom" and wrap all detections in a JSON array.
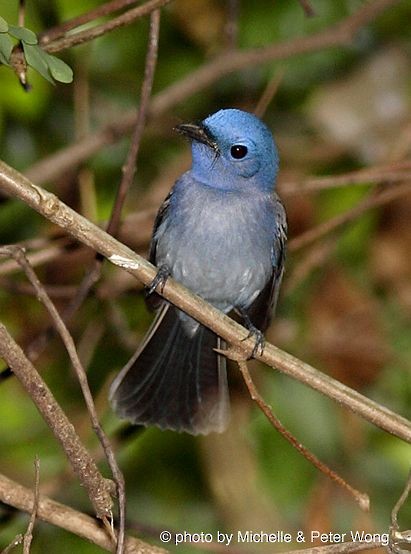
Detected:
[{"left": 230, "top": 144, "right": 248, "bottom": 159}]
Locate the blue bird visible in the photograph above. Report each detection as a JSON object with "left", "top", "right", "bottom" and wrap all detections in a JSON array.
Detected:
[{"left": 110, "top": 108, "right": 287, "bottom": 435}]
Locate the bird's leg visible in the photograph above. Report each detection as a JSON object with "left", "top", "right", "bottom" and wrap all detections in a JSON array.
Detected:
[
  {"left": 235, "top": 307, "right": 265, "bottom": 358},
  {"left": 147, "top": 264, "right": 171, "bottom": 295}
]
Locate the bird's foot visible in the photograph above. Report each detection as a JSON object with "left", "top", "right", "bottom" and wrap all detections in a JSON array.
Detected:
[
  {"left": 147, "top": 264, "right": 171, "bottom": 295},
  {"left": 237, "top": 309, "right": 265, "bottom": 358},
  {"left": 242, "top": 325, "right": 265, "bottom": 358}
]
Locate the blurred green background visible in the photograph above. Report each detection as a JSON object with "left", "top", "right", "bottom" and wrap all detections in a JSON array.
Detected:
[{"left": 0, "top": 0, "right": 410, "bottom": 552}]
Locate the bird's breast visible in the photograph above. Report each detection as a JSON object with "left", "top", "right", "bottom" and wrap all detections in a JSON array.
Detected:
[{"left": 155, "top": 184, "right": 274, "bottom": 311}]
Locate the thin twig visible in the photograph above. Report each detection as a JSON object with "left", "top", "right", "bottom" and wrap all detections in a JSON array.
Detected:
[
  {"left": 106, "top": 8, "right": 160, "bottom": 237},
  {"left": 22, "top": 456, "right": 40, "bottom": 554},
  {"left": 0, "top": 535, "right": 23, "bottom": 554},
  {"left": 390, "top": 469, "right": 411, "bottom": 552},
  {"left": 289, "top": 182, "right": 411, "bottom": 252},
  {"left": 224, "top": 0, "right": 239, "bottom": 50},
  {"left": 42, "top": 0, "right": 170, "bottom": 54},
  {"left": 232, "top": 353, "right": 369, "bottom": 510},
  {"left": 297, "top": 0, "right": 316, "bottom": 17},
  {"left": 0, "top": 280, "right": 77, "bottom": 299},
  {"left": 18, "top": 0, "right": 26, "bottom": 27},
  {"left": 0, "top": 245, "right": 125, "bottom": 552},
  {"left": 0, "top": 472, "right": 166, "bottom": 554},
  {"left": 0, "top": 320, "right": 113, "bottom": 520},
  {"left": 25, "top": 0, "right": 399, "bottom": 186},
  {"left": 254, "top": 70, "right": 284, "bottom": 118},
  {"left": 0, "top": 241, "right": 68, "bottom": 276},
  {"left": 283, "top": 541, "right": 384, "bottom": 553},
  {"left": 40, "top": 0, "right": 141, "bottom": 44},
  {"left": 1, "top": 161, "right": 410, "bottom": 445},
  {"left": 280, "top": 161, "right": 411, "bottom": 195}
]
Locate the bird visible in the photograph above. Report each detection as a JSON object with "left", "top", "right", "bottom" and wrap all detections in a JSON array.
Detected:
[{"left": 110, "top": 108, "right": 287, "bottom": 435}]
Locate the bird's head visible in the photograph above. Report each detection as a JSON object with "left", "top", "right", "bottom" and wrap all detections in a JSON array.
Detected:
[{"left": 175, "top": 108, "right": 279, "bottom": 193}]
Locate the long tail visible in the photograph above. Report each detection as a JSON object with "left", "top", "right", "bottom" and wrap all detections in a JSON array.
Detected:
[{"left": 109, "top": 304, "right": 229, "bottom": 435}]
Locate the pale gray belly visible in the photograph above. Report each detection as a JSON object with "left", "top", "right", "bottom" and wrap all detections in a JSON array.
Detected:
[{"left": 155, "top": 215, "right": 272, "bottom": 312}]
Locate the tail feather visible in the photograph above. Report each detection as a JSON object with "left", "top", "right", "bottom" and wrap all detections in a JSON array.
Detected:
[{"left": 109, "top": 304, "right": 229, "bottom": 435}]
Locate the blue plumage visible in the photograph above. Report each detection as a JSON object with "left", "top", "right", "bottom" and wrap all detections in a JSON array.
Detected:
[{"left": 110, "top": 109, "right": 287, "bottom": 435}]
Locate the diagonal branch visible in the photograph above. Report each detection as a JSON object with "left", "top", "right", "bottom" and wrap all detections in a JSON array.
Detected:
[
  {"left": 22, "top": 456, "right": 40, "bottom": 554},
  {"left": 233, "top": 353, "right": 369, "bottom": 510},
  {"left": 41, "top": 0, "right": 170, "bottom": 54},
  {"left": 106, "top": 8, "right": 160, "bottom": 237},
  {"left": 0, "top": 322, "right": 114, "bottom": 520},
  {"left": 283, "top": 540, "right": 385, "bottom": 553},
  {"left": 0, "top": 245, "right": 126, "bottom": 554},
  {"left": 390, "top": 469, "right": 411, "bottom": 552},
  {"left": 40, "top": 0, "right": 142, "bottom": 44},
  {"left": 289, "top": 181, "right": 411, "bottom": 252},
  {"left": 0, "top": 471, "right": 166, "bottom": 554},
  {"left": 0, "top": 160, "right": 410, "bottom": 445}
]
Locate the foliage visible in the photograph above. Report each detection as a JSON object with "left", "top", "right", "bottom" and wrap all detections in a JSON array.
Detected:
[{"left": 0, "top": 15, "right": 72, "bottom": 85}]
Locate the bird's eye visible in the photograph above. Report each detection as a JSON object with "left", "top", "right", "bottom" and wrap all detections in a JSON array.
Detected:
[{"left": 230, "top": 144, "right": 248, "bottom": 159}]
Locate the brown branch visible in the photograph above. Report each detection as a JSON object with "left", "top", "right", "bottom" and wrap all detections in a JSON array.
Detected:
[
  {"left": 1, "top": 535, "right": 24, "bottom": 554},
  {"left": 0, "top": 280, "right": 77, "bottom": 299},
  {"left": 0, "top": 472, "right": 166, "bottom": 554},
  {"left": 230, "top": 352, "right": 369, "bottom": 510},
  {"left": 0, "top": 322, "right": 113, "bottom": 520},
  {"left": 40, "top": 0, "right": 141, "bottom": 44},
  {"left": 106, "top": 8, "right": 160, "bottom": 237},
  {"left": 42, "top": 0, "right": 170, "bottom": 54},
  {"left": 24, "top": 0, "right": 399, "bottom": 186},
  {"left": 224, "top": 0, "right": 239, "bottom": 51},
  {"left": 18, "top": 0, "right": 26, "bottom": 27},
  {"left": 254, "top": 70, "right": 284, "bottom": 118},
  {"left": 289, "top": 181, "right": 411, "bottom": 252},
  {"left": 1, "top": 161, "right": 410, "bottom": 445},
  {"left": 0, "top": 241, "right": 67, "bottom": 276},
  {"left": 283, "top": 541, "right": 385, "bottom": 553},
  {"left": 280, "top": 161, "right": 411, "bottom": 195},
  {"left": 22, "top": 456, "right": 40, "bottom": 554},
  {"left": 390, "top": 469, "right": 411, "bottom": 552},
  {"left": 297, "top": 0, "right": 316, "bottom": 17},
  {"left": 0, "top": 245, "right": 125, "bottom": 553}
]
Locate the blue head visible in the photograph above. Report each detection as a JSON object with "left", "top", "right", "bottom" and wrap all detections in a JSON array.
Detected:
[{"left": 176, "top": 109, "right": 279, "bottom": 193}]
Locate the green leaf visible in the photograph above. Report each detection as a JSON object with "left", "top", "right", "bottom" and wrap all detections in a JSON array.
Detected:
[
  {"left": 22, "top": 43, "right": 54, "bottom": 84},
  {"left": 0, "top": 16, "right": 9, "bottom": 32},
  {"left": 45, "top": 54, "right": 73, "bottom": 83},
  {"left": 8, "top": 25, "right": 38, "bottom": 45},
  {"left": 0, "top": 33, "right": 13, "bottom": 65}
]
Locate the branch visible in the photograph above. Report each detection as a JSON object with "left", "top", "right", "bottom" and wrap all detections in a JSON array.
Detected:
[
  {"left": 40, "top": 0, "right": 142, "bottom": 44},
  {"left": 223, "top": 349, "right": 368, "bottom": 510},
  {"left": 1, "top": 161, "right": 410, "bottom": 445},
  {"left": 0, "top": 245, "right": 126, "bottom": 553},
  {"left": 0, "top": 322, "right": 113, "bottom": 520},
  {"left": 41, "top": 0, "right": 170, "bottom": 54},
  {"left": 390, "top": 469, "right": 411, "bottom": 552},
  {"left": 297, "top": 0, "right": 316, "bottom": 18},
  {"left": 0, "top": 472, "right": 166, "bottom": 554},
  {"left": 280, "top": 161, "right": 411, "bottom": 195},
  {"left": 25, "top": 0, "right": 400, "bottom": 186},
  {"left": 106, "top": 8, "right": 160, "bottom": 237},
  {"left": 289, "top": 181, "right": 411, "bottom": 252},
  {"left": 284, "top": 541, "right": 385, "bottom": 553},
  {"left": 22, "top": 456, "right": 40, "bottom": 554}
]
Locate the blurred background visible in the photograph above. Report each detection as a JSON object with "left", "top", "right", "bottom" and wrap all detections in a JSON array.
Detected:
[{"left": 0, "top": 0, "right": 410, "bottom": 552}]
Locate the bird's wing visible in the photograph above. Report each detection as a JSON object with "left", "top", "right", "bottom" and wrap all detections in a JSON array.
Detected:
[
  {"left": 246, "top": 194, "right": 287, "bottom": 331},
  {"left": 146, "top": 189, "right": 173, "bottom": 310},
  {"left": 148, "top": 188, "right": 173, "bottom": 265}
]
